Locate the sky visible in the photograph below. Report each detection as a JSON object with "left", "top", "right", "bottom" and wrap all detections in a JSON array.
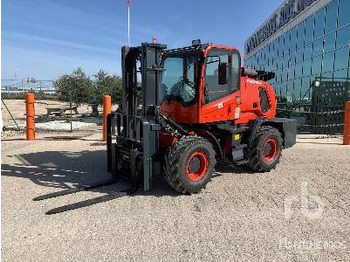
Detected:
[{"left": 2, "top": 0, "right": 282, "bottom": 80}]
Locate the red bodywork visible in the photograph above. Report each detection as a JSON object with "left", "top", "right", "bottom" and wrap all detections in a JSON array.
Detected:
[
  {"left": 159, "top": 44, "right": 277, "bottom": 156},
  {"left": 160, "top": 44, "right": 277, "bottom": 125}
]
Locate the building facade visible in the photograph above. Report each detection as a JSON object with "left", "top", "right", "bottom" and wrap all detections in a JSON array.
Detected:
[{"left": 244, "top": 0, "right": 349, "bottom": 133}]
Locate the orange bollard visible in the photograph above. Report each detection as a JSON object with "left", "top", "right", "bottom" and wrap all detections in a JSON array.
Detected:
[
  {"left": 344, "top": 101, "right": 350, "bottom": 145},
  {"left": 25, "top": 93, "right": 35, "bottom": 140},
  {"left": 103, "top": 95, "right": 112, "bottom": 141}
]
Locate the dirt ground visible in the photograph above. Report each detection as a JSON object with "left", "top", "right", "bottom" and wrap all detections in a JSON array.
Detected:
[
  {"left": 1, "top": 99, "right": 118, "bottom": 138},
  {"left": 1, "top": 127, "right": 350, "bottom": 261},
  {"left": 1, "top": 99, "right": 94, "bottom": 126}
]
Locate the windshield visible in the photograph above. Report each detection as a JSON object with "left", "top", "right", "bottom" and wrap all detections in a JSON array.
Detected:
[{"left": 159, "top": 54, "right": 199, "bottom": 105}]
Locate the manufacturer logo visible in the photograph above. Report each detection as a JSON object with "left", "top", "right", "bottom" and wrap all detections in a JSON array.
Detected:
[{"left": 247, "top": 79, "right": 262, "bottom": 85}]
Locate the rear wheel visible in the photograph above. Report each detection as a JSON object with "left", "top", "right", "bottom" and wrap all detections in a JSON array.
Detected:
[
  {"left": 164, "top": 136, "right": 216, "bottom": 194},
  {"left": 247, "top": 126, "right": 283, "bottom": 171}
]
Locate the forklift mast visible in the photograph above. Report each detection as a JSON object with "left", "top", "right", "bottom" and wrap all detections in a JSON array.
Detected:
[
  {"left": 107, "top": 43, "right": 167, "bottom": 191},
  {"left": 121, "top": 42, "right": 167, "bottom": 118}
]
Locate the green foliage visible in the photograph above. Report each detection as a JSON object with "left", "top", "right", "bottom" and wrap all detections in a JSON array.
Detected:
[
  {"left": 54, "top": 68, "right": 122, "bottom": 115},
  {"left": 54, "top": 68, "right": 94, "bottom": 105},
  {"left": 92, "top": 69, "right": 122, "bottom": 106}
]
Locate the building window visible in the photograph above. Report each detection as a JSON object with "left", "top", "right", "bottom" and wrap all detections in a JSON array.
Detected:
[
  {"left": 302, "top": 77, "right": 311, "bottom": 100},
  {"left": 290, "top": 27, "right": 298, "bottom": 51},
  {"left": 324, "top": 32, "right": 336, "bottom": 52},
  {"left": 289, "top": 50, "right": 296, "bottom": 66},
  {"left": 314, "top": 9, "right": 325, "bottom": 39},
  {"left": 322, "top": 52, "right": 335, "bottom": 73},
  {"left": 304, "top": 43, "right": 313, "bottom": 60},
  {"left": 272, "top": 39, "right": 277, "bottom": 58},
  {"left": 333, "top": 69, "right": 348, "bottom": 80},
  {"left": 287, "top": 80, "right": 294, "bottom": 102},
  {"left": 334, "top": 47, "right": 349, "bottom": 71},
  {"left": 288, "top": 67, "right": 294, "bottom": 81},
  {"left": 303, "top": 60, "right": 312, "bottom": 77},
  {"left": 296, "top": 46, "right": 304, "bottom": 63},
  {"left": 276, "top": 69, "right": 282, "bottom": 82},
  {"left": 284, "top": 31, "right": 291, "bottom": 53},
  {"left": 322, "top": 71, "right": 333, "bottom": 83},
  {"left": 313, "top": 38, "right": 324, "bottom": 57},
  {"left": 295, "top": 62, "right": 303, "bottom": 79},
  {"left": 293, "top": 79, "right": 302, "bottom": 100},
  {"left": 244, "top": 0, "right": 349, "bottom": 120},
  {"left": 282, "top": 67, "right": 288, "bottom": 81},
  {"left": 336, "top": 25, "right": 350, "bottom": 49},
  {"left": 338, "top": 0, "right": 350, "bottom": 28},
  {"left": 312, "top": 55, "right": 322, "bottom": 75},
  {"left": 297, "top": 21, "right": 306, "bottom": 47},
  {"left": 305, "top": 15, "right": 314, "bottom": 44},
  {"left": 325, "top": 0, "right": 338, "bottom": 34}
]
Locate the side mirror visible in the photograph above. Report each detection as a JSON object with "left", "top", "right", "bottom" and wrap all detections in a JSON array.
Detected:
[{"left": 218, "top": 63, "right": 227, "bottom": 85}]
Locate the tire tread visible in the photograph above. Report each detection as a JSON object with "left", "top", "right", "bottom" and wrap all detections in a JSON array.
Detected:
[{"left": 164, "top": 136, "right": 216, "bottom": 194}]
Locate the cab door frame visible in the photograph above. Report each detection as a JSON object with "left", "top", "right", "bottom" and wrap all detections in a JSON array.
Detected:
[{"left": 198, "top": 45, "right": 241, "bottom": 123}]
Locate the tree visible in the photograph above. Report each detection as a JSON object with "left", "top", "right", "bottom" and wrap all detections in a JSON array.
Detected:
[
  {"left": 54, "top": 68, "right": 122, "bottom": 116},
  {"left": 91, "top": 70, "right": 122, "bottom": 115},
  {"left": 54, "top": 68, "right": 94, "bottom": 107}
]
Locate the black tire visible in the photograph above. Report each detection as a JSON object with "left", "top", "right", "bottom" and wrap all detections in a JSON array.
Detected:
[
  {"left": 247, "top": 126, "right": 283, "bottom": 172},
  {"left": 164, "top": 136, "right": 216, "bottom": 194}
]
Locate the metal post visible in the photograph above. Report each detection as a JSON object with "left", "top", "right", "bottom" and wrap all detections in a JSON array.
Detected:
[
  {"left": 1, "top": 98, "right": 20, "bottom": 130},
  {"left": 343, "top": 101, "right": 350, "bottom": 145},
  {"left": 103, "top": 95, "right": 112, "bottom": 141},
  {"left": 25, "top": 93, "right": 35, "bottom": 140},
  {"left": 69, "top": 78, "right": 73, "bottom": 132},
  {"left": 127, "top": 0, "right": 131, "bottom": 46}
]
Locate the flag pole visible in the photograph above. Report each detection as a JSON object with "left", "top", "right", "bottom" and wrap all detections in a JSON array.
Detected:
[{"left": 127, "top": 0, "right": 131, "bottom": 46}]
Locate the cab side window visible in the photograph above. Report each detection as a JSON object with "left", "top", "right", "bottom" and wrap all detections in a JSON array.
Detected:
[{"left": 204, "top": 50, "right": 240, "bottom": 104}]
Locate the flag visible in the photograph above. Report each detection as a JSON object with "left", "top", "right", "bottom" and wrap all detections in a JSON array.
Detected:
[{"left": 127, "top": 0, "right": 130, "bottom": 7}]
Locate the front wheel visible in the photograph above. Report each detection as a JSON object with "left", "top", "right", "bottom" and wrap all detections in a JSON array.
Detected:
[
  {"left": 247, "top": 126, "right": 283, "bottom": 172},
  {"left": 164, "top": 136, "right": 216, "bottom": 194}
]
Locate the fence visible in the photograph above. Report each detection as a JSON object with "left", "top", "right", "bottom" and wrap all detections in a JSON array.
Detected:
[
  {"left": 1, "top": 79, "right": 119, "bottom": 135},
  {"left": 277, "top": 77, "right": 350, "bottom": 134},
  {"left": 1, "top": 79, "right": 56, "bottom": 97}
]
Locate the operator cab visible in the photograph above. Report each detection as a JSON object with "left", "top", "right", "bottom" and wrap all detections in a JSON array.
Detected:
[{"left": 159, "top": 40, "right": 241, "bottom": 124}]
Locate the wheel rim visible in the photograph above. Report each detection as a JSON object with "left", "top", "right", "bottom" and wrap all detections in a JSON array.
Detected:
[
  {"left": 263, "top": 138, "right": 278, "bottom": 162},
  {"left": 186, "top": 151, "right": 208, "bottom": 182}
]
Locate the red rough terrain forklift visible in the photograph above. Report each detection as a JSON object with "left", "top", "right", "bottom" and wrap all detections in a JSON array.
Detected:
[
  {"left": 106, "top": 40, "right": 297, "bottom": 194},
  {"left": 34, "top": 40, "right": 297, "bottom": 215}
]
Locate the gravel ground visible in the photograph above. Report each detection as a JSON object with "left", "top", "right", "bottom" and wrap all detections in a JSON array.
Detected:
[
  {"left": 6, "top": 120, "right": 98, "bottom": 131},
  {"left": 1, "top": 130, "right": 349, "bottom": 262}
]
